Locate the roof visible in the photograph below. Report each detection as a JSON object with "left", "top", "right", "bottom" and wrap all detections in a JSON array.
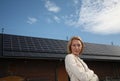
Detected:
[{"left": 0, "top": 34, "right": 120, "bottom": 61}]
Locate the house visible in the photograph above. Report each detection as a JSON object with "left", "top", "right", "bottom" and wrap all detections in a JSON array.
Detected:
[{"left": 0, "top": 33, "right": 120, "bottom": 81}]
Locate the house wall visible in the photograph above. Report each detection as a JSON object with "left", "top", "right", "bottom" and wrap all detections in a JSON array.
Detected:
[
  {"left": 86, "top": 60, "right": 120, "bottom": 80},
  {"left": 0, "top": 58, "right": 68, "bottom": 81},
  {"left": 0, "top": 58, "right": 120, "bottom": 81},
  {"left": 57, "top": 61, "right": 68, "bottom": 81}
]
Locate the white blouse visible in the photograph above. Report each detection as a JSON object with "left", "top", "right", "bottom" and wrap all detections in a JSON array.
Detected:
[{"left": 65, "top": 54, "right": 99, "bottom": 81}]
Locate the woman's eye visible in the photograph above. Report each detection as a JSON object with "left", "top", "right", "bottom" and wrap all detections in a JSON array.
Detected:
[{"left": 72, "top": 44, "right": 81, "bottom": 47}]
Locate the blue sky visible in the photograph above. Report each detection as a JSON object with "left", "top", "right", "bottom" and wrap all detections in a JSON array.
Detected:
[{"left": 0, "top": 0, "right": 120, "bottom": 46}]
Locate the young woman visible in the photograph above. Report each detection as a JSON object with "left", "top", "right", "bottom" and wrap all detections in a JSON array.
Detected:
[{"left": 65, "top": 36, "right": 99, "bottom": 81}]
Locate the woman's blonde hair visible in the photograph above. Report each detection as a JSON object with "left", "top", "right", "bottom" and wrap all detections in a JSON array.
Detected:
[{"left": 67, "top": 36, "right": 84, "bottom": 54}]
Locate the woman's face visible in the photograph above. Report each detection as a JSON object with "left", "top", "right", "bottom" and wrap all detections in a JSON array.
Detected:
[{"left": 71, "top": 39, "right": 82, "bottom": 56}]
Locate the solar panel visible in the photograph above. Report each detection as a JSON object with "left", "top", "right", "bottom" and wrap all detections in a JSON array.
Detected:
[
  {"left": 2, "top": 34, "right": 67, "bottom": 57},
  {"left": 84, "top": 43, "right": 120, "bottom": 56},
  {"left": 2, "top": 34, "right": 120, "bottom": 60},
  {"left": 0, "top": 34, "right": 3, "bottom": 56},
  {"left": 3, "top": 34, "right": 12, "bottom": 51}
]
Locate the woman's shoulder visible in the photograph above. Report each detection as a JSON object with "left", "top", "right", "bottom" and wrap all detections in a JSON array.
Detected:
[
  {"left": 66, "top": 53, "right": 74, "bottom": 56},
  {"left": 65, "top": 54, "right": 76, "bottom": 63},
  {"left": 65, "top": 54, "right": 75, "bottom": 59}
]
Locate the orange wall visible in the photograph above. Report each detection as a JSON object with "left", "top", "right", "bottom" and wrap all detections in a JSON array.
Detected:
[
  {"left": 0, "top": 59, "right": 120, "bottom": 81},
  {"left": 0, "top": 59, "right": 68, "bottom": 81},
  {"left": 57, "top": 62, "right": 68, "bottom": 81}
]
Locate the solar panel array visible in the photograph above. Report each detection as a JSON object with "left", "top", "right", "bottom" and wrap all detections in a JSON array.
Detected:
[
  {"left": 2, "top": 34, "right": 67, "bottom": 56},
  {"left": 0, "top": 34, "right": 2, "bottom": 55},
  {"left": 1, "top": 34, "right": 120, "bottom": 60},
  {"left": 84, "top": 43, "right": 120, "bottom": 56}
]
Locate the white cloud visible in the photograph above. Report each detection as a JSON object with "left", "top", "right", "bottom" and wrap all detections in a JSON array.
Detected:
[
  {"left": 66, "top": 0, "right": 120, "bottom": 35},
  {"left": 46, "top": 18, "right": 53, "bottom": 23},
  {"left": 78, "top": 0, "right": 120, "bottom": 35},
  {"left": 53, "top": 16, "right": 60, "bottom": 23},
  {"left": 45, "top": 0, "right": 60, "bottom": 13},
  {"left": 27, "top": 17, "right": 37, "bottom": 24},
  {"left": 73, "top": 0, "right": 79, "bottom": 4},
  {"left": 45, "top": 16, "right": 60, "bottom": 23}
]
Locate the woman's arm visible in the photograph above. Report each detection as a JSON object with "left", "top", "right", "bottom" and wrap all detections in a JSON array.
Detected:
[{"left": 65, "top": 55, "right": 96, "bottom": 81}]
